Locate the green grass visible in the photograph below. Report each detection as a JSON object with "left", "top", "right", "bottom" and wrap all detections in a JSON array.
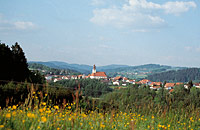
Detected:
[{"left": 1, "top": 102, "right": 200, "bottom": 130}]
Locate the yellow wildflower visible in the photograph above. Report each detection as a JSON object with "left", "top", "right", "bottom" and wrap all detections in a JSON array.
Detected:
[
  {"left": 39, "top": 109, "right": 43, "bottom": 113},
  {"left": 100, "top": 124, "right": 105, "bottom": 128},
  {"left": 6, "top": 113, "right": 11, "bottom": 118},
  {"left": 54, "top": 105, "right": 59, "bottom": 109},
  {"left": 0, "top": 125, "right": 4, "bottom": 128},
  {"left": 12, "top": 111, "right": 16, "bottom": 116},
  {"left": 27, "top": 113, "right": 35, "bottom": 118},
  {"left": 41, "top": 116, "right": 47, "bottom": 122},
  {"left": 12, "top": 105, "right": 17, "bottom": 110}
]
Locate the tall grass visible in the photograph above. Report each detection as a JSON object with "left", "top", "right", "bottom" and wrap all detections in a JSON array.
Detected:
[{"left": 0, "top": 84, "right": 200, "bottom": 130}]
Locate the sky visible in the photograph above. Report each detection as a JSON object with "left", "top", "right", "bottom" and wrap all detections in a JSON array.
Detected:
[{"left": 0, "top": 0, "right": 200, "bottom": 67}]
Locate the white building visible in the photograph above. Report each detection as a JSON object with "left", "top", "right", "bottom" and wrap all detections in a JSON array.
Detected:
[{"left": 89, "top": 65, "right": 107, "bottom": 79}]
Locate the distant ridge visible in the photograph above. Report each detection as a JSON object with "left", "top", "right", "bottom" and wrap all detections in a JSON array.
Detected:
[
  {"left": 148, "top": 68, "right": 200, "bottom": 82},
  {"left": 28, "top": 61, "right": 92, "bottom": 74},
  {"left": 28, "top": 61, "right": 187, "bottom": 79}
]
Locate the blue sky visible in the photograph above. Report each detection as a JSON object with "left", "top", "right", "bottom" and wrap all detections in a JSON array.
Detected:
[{"left": 0, "top": 0, "right": 199, "bottom": 67}]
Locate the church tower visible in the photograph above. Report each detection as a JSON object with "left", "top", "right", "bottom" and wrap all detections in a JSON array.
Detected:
[{"left": 92, "top": 64, "right": 96, "bottom": 74}]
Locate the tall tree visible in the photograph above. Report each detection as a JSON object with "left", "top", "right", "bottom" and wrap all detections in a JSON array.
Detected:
[
  {"left": 187, "top": 80, "right": 193, "bottom": 93},
  {"left": 11, "top": 42, "right": 29, "bottom": 81},
  {"left": 0, "top": 43, "right": 13, "bottom": 81}
]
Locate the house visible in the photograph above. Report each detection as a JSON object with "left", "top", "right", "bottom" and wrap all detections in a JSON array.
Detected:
[
  {"left": 114, "top": 76, "right": 123, "bottom": 81},
  {"left": 53, "top": 78, "right": 62, "bottom": 82},
  {"left": 122, "top": 83, "right": 127, "bottom": 86},
  {"left": 139, "top": 79, "right": 151, "bottom": 85},
  {"left": 113, "top": 81, "right": 120, "bottom": 86},
  {"left": 122, "top": 77, "right": 128, "bottom": 82},
  {"left": 71, "top": 75, "right": 78, "bottom": 79},
  {"left": 150, "top": 82, "right": 162, "bottom": 87},
  {"left": 164, "top": 83, "right": 175, "bottom": 90},
  {"left": 175, "top": 82, "right": 184, "bottom": 86},
  {"left": 78, "top": 75, "right": 83, "bottom": 79},
  {"left": 169, "top": 89, "right": 174, "bottom": 93},
  {"left": 45, "top": 75, "right": 53, "bottom": 81},
  {"left": 150, "top": 86, "right": 161, "bottom": 90},
  {"left": 89, "top": 65, "right": 107, "bottom": 79},
  {"left": 129, "top": 80, "right": 136, "bottom": 84},
  {"left": 194, "top": 83, "right": 200, "bottom": 88},
  {"left": 62, "top": 76, "right": 70, "bottom": 80}
]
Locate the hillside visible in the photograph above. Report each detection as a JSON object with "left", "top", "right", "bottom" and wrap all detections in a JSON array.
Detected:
[
  {"left": 148, "top": 68, "right": 200, "bottom": 82},
  {"left": 28, "top": 63, "right": 80, "bottom": 75},
  {"left": 29, "top": 61, "right": 92, "bottom": 74},
  {"left": 29, "top": 61, "right": 186, "bottom": 79},
  {"left": 102, "top": 64, "right": 186, "bottom": 79}
]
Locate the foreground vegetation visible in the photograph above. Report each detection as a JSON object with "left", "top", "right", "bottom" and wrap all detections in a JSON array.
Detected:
[
  {"left": 1, "top": 83, "right": 200, "bottom": 129},
  {"left": 1, "top": 99, "right": 200, "bottom": 130}
]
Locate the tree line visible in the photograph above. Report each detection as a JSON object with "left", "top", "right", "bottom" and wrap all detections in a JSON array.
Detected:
[
  {"left": 99, "top": 83, "right": 200, "bottom": 113},
  {"left": 0, "top": 42, "right": 45, "bottom": 84},
  {"left": 148, "top": 68, "right": 200, "bottom": 82},
  {"left": 28, "top": 63, "right": 80, "bottom": 75},
  {"left": 50, "top": 79, "right": 113, "bottom": 98}
]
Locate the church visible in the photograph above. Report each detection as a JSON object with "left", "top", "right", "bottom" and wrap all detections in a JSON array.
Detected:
[{"left": 88, "top": 65, "right": 107, "bottom": 79}]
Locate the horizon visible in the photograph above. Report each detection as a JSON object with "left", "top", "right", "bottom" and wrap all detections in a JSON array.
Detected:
[
  {"left": 28, "top": 60, "right": 197, "bottom": 68},
  {"left": 1, "top": 0, "right": 200, "bottom": 67}
]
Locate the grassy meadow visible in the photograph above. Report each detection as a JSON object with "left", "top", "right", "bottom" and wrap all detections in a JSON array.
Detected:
[
  {"left": 1, "top": 94, "right": 200, "bottom": 130},
  {"left": 1, "top": 82, "right": 200, "bottom": 130}
]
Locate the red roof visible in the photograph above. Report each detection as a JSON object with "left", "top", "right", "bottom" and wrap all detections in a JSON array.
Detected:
[
  {"left": 169, "top": 89, "right": 174, "bottom": 93},
  {"left": 176, "top": 82, "right": 183, "bottom": 85},
  {"left": 91, "top": 72, "right": 107, "bottom": 77},
  {"left": 165, "top": 83, "right": 175, "bottom": 88},
  {"left": 114, "top": 76, "right": 122, "bottom": 80},
  {"left": 194, "top": 83, "right": 200, "bottom": 86},
  {"left": 152, "top": 86, "right": 161, "bottom": 89},
  {"left": 139, "top": 79, "right": 151, "bottom": 84},
  {"left": 123, "top": 77, "right": 128, "bottom": 80},
  {"left": 150, "top": 82, "right": 162, "bottom": 86}
]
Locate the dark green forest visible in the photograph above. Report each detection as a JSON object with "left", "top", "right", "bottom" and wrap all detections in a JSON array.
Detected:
[
  {"left": 0, "top": 42, "right": 45, "bottom": 84},
  {"left": 50, "top": 79, "right": 113, "bottom": 98},
  {"left": 28, "top": 63, "right": 80, "bottom": 75},
  {"left": 148, "top": 68, "right": 200, "bottom": 82},
  {"left": 99, "top": 84, "right": 200, "bottom": 113}
]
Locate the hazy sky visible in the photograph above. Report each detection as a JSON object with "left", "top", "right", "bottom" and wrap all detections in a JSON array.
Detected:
[{"left": 0, "top": 0, "right": 199, "bottom": 67}]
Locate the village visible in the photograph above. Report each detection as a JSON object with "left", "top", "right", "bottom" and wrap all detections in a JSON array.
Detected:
[{"left": 44, "top": 65, "right": 200, "bottom": 92}]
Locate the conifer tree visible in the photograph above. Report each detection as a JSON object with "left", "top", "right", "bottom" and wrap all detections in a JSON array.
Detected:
[
  {"left": 0, "top": 43, "right": 13, "bottom": 81},
  {"left": 11, "top": 42, "right": 29, "bottom": 81}
]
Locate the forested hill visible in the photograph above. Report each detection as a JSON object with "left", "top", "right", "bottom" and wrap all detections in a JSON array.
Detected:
[
  {"left": 29, "top": 61, "right": 187, "bottom": 79},
  {"left": 101, "top": 64, "right": 184, "bottom": 73},
  {"left": 148, "top": 68, "right": 200, "bottom": 82},
  {"left": 28, "top": 63, "right": 80, "bottom": 75},
  {"left": 28, "top": 61, "right": 92, "bottom": 74}
]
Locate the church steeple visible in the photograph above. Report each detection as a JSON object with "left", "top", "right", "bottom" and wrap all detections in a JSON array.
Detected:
[{"left": 92, "top": 64, "right": 96, "bottom": 73}]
